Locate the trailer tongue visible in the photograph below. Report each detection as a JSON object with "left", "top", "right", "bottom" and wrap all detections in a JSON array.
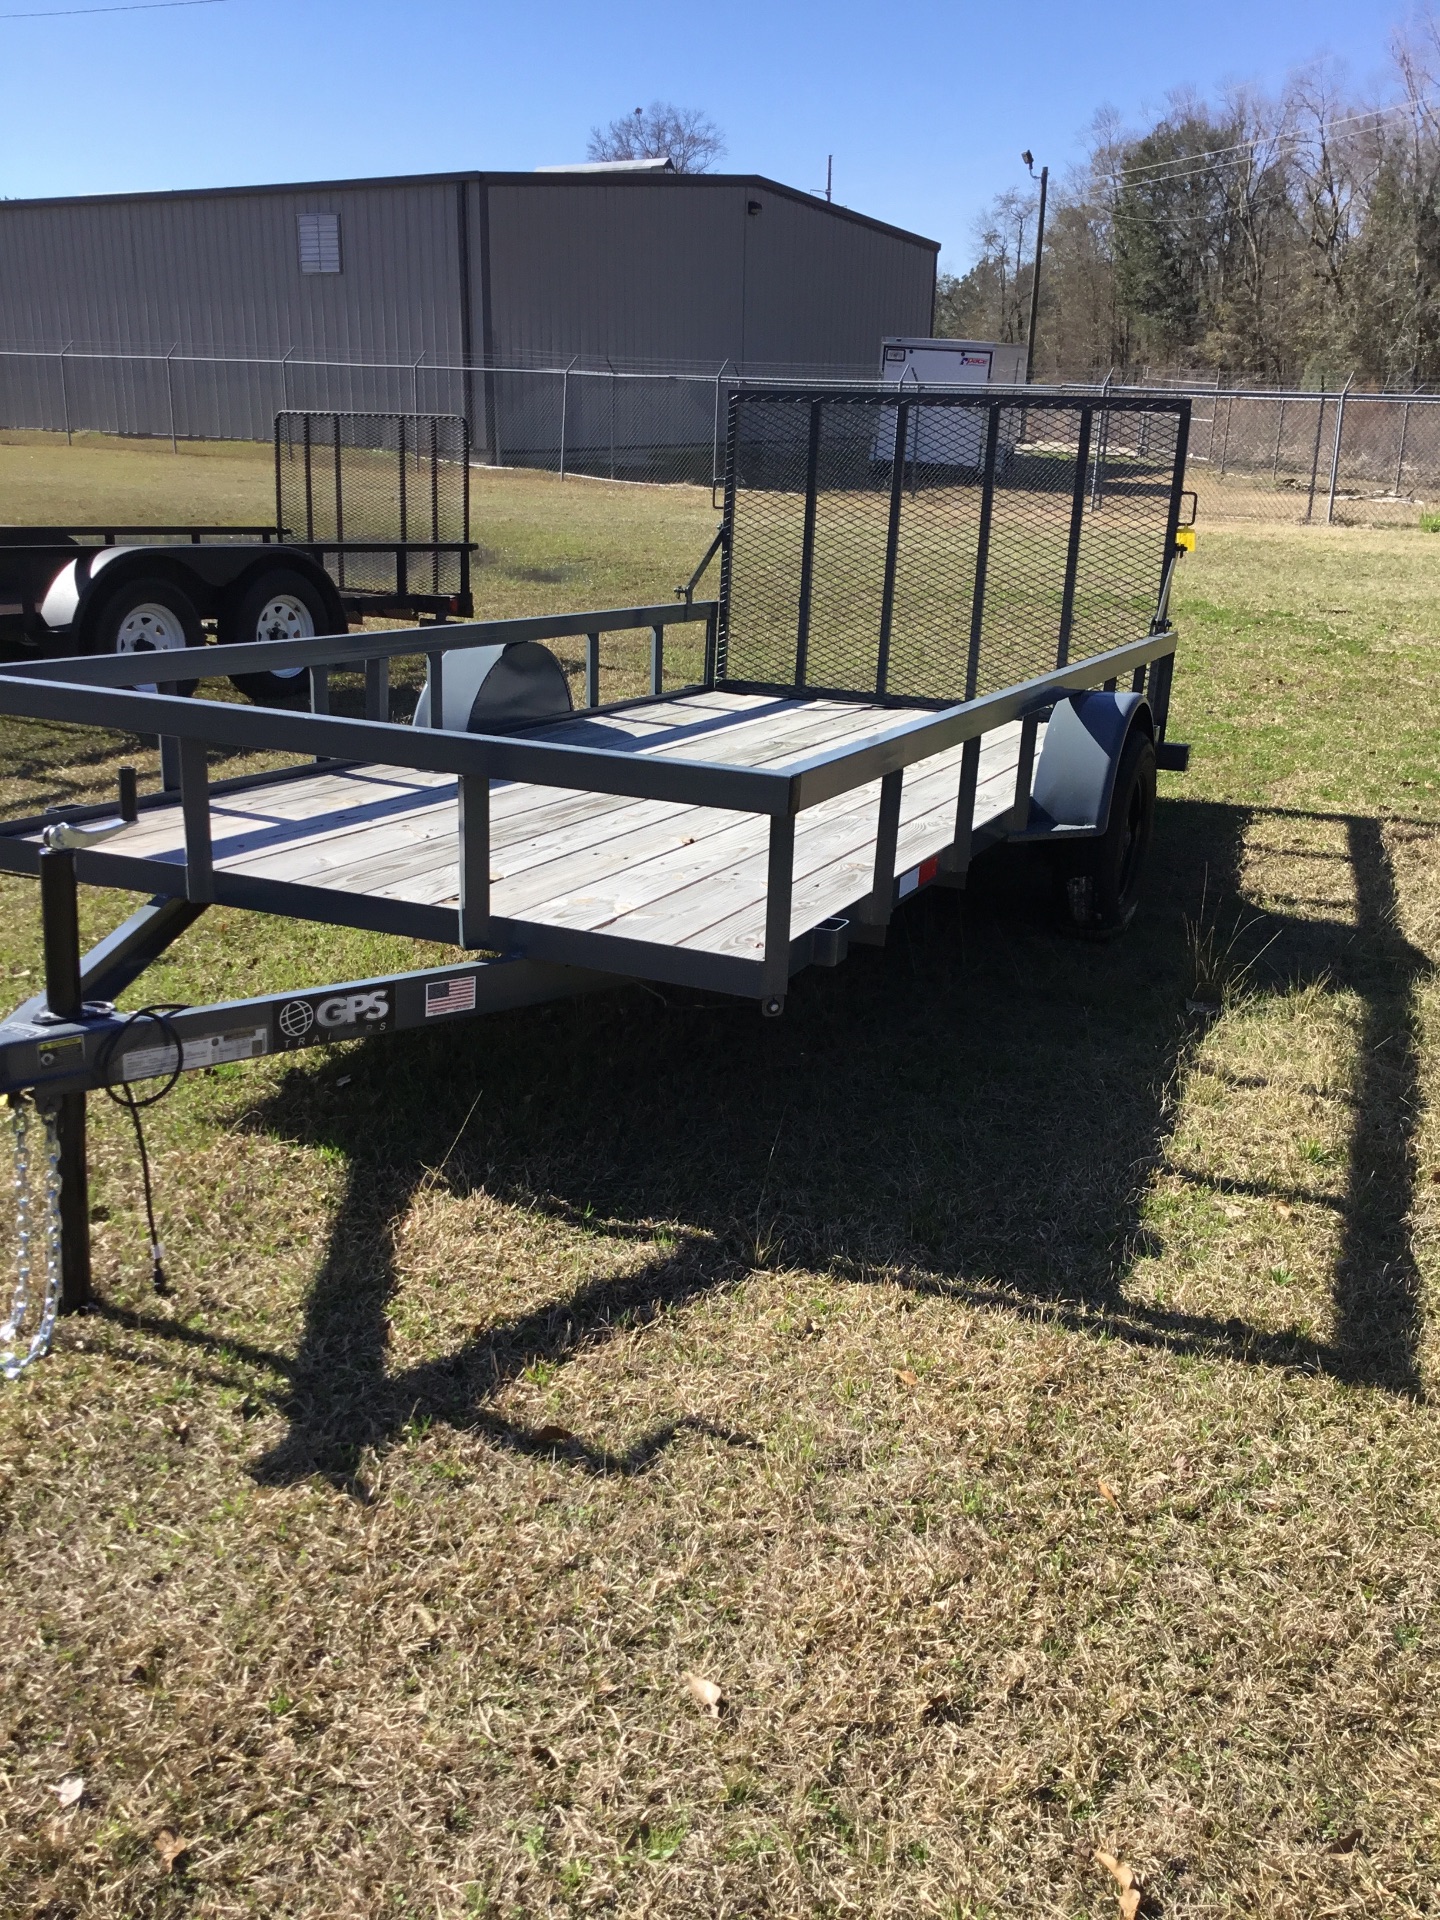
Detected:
[{"left": 0, "top": 384, "right": 1192, "bottom": 1370}]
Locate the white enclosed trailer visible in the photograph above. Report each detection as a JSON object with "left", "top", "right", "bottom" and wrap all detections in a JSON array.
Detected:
[{"left": 878, "top": 337, "right": 1028, "bottom": 466}]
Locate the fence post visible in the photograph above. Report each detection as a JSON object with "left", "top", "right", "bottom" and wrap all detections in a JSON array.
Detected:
[
  {"left": 1326, "top": 376, "right": 1353, "bottom": 526},
  {"left": 281, "top": 346, "right": 294, "bottom": 415},
  {"left": 1305, "top": 387, "right": 1327, "bottom": 524},
  {"left": 165, "top": 344, "right": 178, "bottom": 454},
  {"left": 711, "top": 359, "right": 730, "bottom": 508},
  {"left": 608, "top": 364, "right": 616, "bottom": 481},
  {"left": 1089, "top": 371, "right": 1112, "bottom": 511},
  {"left": 1272, "top": 397, "right": 1285, "bottom": 480},
  {"left": 58, "top": 342, "right": 72, "bottom": 445},
  {"left": 412, "top": 351, "right": 423, "bottom": 417},
  {"left": 559, "top": 355, "right": 576, "bottom": 481},
  {"left": 1395, "top": 399, "right": 1412, "bottom": 496},
  {"left": 1217, "top": 392, "right": 1232, "bottom": 477}
]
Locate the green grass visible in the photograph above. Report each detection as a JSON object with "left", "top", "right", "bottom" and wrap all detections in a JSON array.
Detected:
[{"left": 1, "top": 437, "right": 1440, "bottom": 1916}]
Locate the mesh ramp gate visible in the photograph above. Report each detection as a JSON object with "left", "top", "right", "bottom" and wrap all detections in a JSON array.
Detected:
[
  {"left": 274, "top": 410, "right": 470, "bottom": 599},
  {"left": 716, "top": 387, "right": 1190, "bottom": 702}
]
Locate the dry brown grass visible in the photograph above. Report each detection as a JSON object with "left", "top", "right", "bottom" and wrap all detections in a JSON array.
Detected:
[{"left": 1, "top": 452, "right": 1439, "bottom": 1916}]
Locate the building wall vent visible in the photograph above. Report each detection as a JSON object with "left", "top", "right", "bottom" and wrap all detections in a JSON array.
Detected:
[{"left": 297, "top": 212, "right": 341, "bottom": 274}]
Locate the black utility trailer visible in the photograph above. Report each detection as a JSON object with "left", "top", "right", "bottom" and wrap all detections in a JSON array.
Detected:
[
  {"left": 0, "top": 385, "right": 1192, "bottom": 1375},
  {"left": 0, "top": 412, "right": 475, "bottom": 707}
]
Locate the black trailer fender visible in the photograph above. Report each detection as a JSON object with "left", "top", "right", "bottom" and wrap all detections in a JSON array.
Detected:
[
  {"left": 1016, "top": 689, "right": 1153, "bottom": 841},
  {"left": 54, "top": 546, "right": 343, "bottom": 652}
]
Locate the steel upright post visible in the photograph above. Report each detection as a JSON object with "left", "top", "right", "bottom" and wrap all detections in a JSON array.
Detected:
[
  {"left": 39, "top": 845, "right": 90, "bottom": 1312},
  {"left": 1305, "top": 386, "right": 1327, "bottom": 524},
  {"left": 1326, "top": 378, "right": 1353, "bottom": 525},
  {"left": 1395, "top": 400, "right": 1412, "bottom": 496}
]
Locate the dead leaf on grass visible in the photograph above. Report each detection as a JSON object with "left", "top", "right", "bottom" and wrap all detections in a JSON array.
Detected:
[
  {"left": 896, "top": 1368, "right": 920, "bottom": 1387},
  {"left": 1094, "top": 1848, "right": 1144, "bottom": 1918},
  {"left": 1098, "top": 1478, "right": 1123, "bottom": 1512},
  {"left": 532, "top": 1424, "right": 577, "bottom": 1450},
  {"left": 1275, "top": 1200, "right": 1294, "bottom": 1220},
  {"left": 154, "top": 1829, "right": 191, "bottom": 1873},
  {"left": 1325, "top": 1828, "right": 1362, "bottom": 1854},
  {"left": 683, "top": 1672, "right": 723, "bottom": 1716},
  {"left": 51, "top": 1777, "right": 84, "bottom": 1810}
]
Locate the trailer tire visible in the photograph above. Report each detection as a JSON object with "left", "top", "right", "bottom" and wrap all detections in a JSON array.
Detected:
[
  {"left": 221, "top": 569, "right": 335, "bottom": 705},
  {"left": 1056, "top": 727, "right": 1156, "bottom": 939},
  {"left": 85, "top": 575, "right": 202, "bottom": 695}
]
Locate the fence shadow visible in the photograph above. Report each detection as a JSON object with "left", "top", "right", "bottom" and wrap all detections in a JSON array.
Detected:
[{"left": 229, "top": 794, "right": 1431, "bottom": 1488}]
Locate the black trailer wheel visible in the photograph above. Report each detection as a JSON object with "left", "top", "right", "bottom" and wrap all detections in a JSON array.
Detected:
[
  {"left": 85, "top": 575, "right": 202, "bottom": 695},
  {"left": 222, "top": 569, "right": 335, "bottom": 705},
  {"left": 1057, "top": 727, "right": 1156, "bottom": 938}
]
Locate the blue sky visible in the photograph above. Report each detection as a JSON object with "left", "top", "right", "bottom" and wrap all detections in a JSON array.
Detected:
[{"left": 0, "top": 0, "right": 1411, "bottom": 269}]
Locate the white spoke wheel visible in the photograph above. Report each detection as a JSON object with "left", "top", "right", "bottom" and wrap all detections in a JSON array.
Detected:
[
  {"left": 114, "top": 603, "right": 190, "bottom": 654},
  {"left": 251, "top": 594, "right": 314, "bottom": 670},
  {"left": 86, "top": 576, "right": 203, "bottom": 694},
  {"left": 222, "top": 569, "right": 337, "bottom": 706}
]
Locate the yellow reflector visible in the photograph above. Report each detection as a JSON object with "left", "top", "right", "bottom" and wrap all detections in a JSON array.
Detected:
[{"left": 1176, "top": 527, "right": 1196, "bottom": 551}]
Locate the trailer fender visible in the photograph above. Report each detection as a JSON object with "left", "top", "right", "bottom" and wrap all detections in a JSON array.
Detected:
[
  {"left": 413, "top": 641, "right": 573, "bottom": 733},
  {"left": 38, "top": 545, "right": 133, "bottom": 634},
  {"left": 65, "top": 548, "right": 229, "bottom": 652},
  {"left": 1023, "top": 690, "right": 1152, "bottom": 838}
]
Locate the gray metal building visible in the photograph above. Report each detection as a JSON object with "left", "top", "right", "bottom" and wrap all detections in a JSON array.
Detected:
[{"left": 0, "top": 169, "right": 938, "bottom": 465}]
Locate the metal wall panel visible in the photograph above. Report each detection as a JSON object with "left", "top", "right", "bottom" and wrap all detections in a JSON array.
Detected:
[
  {"left": 738, "top": 188, "right": 936, "bottom": 369},
  {"left": 0, "top": 172, "right": 938, "bottom": 447},
  {"left": 486, "top": 178, "right": 747, "bottom": 368},
  {"left": 0, "top": 181, "right": 467, "bottom": 363},
  {"left": 485, "top": 176, "right": 935, "bottom": 373}
]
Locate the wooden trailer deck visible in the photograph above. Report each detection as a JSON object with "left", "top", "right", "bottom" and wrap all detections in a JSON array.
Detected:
[{"left": 22, "top": 691, "right": 1034, "bottom": 974}]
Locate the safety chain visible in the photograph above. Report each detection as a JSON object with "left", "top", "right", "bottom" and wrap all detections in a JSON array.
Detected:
[{"left": 2, "top": 1095, "right": 63, "bottom": 1381}]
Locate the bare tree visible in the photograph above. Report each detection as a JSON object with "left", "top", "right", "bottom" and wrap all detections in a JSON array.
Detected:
[{"left": 587, "top": 102, "right": 726, "bottom": 174}]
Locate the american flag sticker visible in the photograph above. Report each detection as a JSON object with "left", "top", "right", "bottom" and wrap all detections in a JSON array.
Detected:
[{"left": 425, "top": 974, "right": 478, "bottom": 1018}]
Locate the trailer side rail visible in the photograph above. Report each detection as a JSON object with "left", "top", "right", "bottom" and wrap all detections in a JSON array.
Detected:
[{"left": 0, "top": 600, "right": 1179, "bottom": 1006}]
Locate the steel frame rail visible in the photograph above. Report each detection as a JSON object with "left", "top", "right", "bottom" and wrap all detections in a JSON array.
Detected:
[{"left": 0, "top": 612, "right": 1180, "bottom": 1009}]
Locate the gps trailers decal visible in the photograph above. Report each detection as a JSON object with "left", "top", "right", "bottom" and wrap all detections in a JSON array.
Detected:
[{"left": 272, "top": 987, "right": 393, "bottom": 1050}]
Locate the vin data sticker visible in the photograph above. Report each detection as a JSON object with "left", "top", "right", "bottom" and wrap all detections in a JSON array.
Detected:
[{"left": 118, "top": 1024, "right": 270, "bottom": 1081}]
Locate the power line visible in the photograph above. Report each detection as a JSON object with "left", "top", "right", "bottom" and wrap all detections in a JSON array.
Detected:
[
  {"left": 1111, "top": 101, "right": 1416, "bottom": 190},
  {"left": 0, "top": 0, "right": 221, "bottom": 18}
]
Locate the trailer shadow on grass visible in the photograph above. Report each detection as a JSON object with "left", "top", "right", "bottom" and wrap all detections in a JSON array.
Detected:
[{"left": 217, "top": 792, "right": 1431, "bottom": 1489}]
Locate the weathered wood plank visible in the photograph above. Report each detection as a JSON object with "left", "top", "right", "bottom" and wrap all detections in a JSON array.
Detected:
[{"left": 240, "top": 698, "right": 944, "bottom": 896}]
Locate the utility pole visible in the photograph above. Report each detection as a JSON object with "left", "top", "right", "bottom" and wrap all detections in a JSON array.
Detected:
[
  {"left": 826, "top": 154, "right": 833, "bottom": 203},
  {"left": 1022, "top": 152, "right": 1048, "bottom": 383}
]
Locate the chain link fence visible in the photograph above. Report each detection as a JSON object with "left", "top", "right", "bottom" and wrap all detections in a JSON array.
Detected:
[
  {"left": 0, "top": 345, "right": 869, "bottom": 494},
  {"left": 5, "top": 343, "right": 1440, "bottom": 528},
  {"left": 1175, "top": 387, "right": 1440, "bottom": 525}
]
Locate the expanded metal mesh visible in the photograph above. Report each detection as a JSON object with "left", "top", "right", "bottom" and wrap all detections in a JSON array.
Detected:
[
  {"left": 717, "top": 389, "right": 1186, "bottom": 701},
  {"left": 274, "top": 411, "right": 469, "bottom": 597}
]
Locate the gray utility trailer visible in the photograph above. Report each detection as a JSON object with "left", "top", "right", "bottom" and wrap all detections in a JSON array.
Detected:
[
  {"left": 0, "top": 412, "right": 475, "bottom": 705},
  {"left": 0, "top": 385, "right": 1191, "bottom": 1364}
]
